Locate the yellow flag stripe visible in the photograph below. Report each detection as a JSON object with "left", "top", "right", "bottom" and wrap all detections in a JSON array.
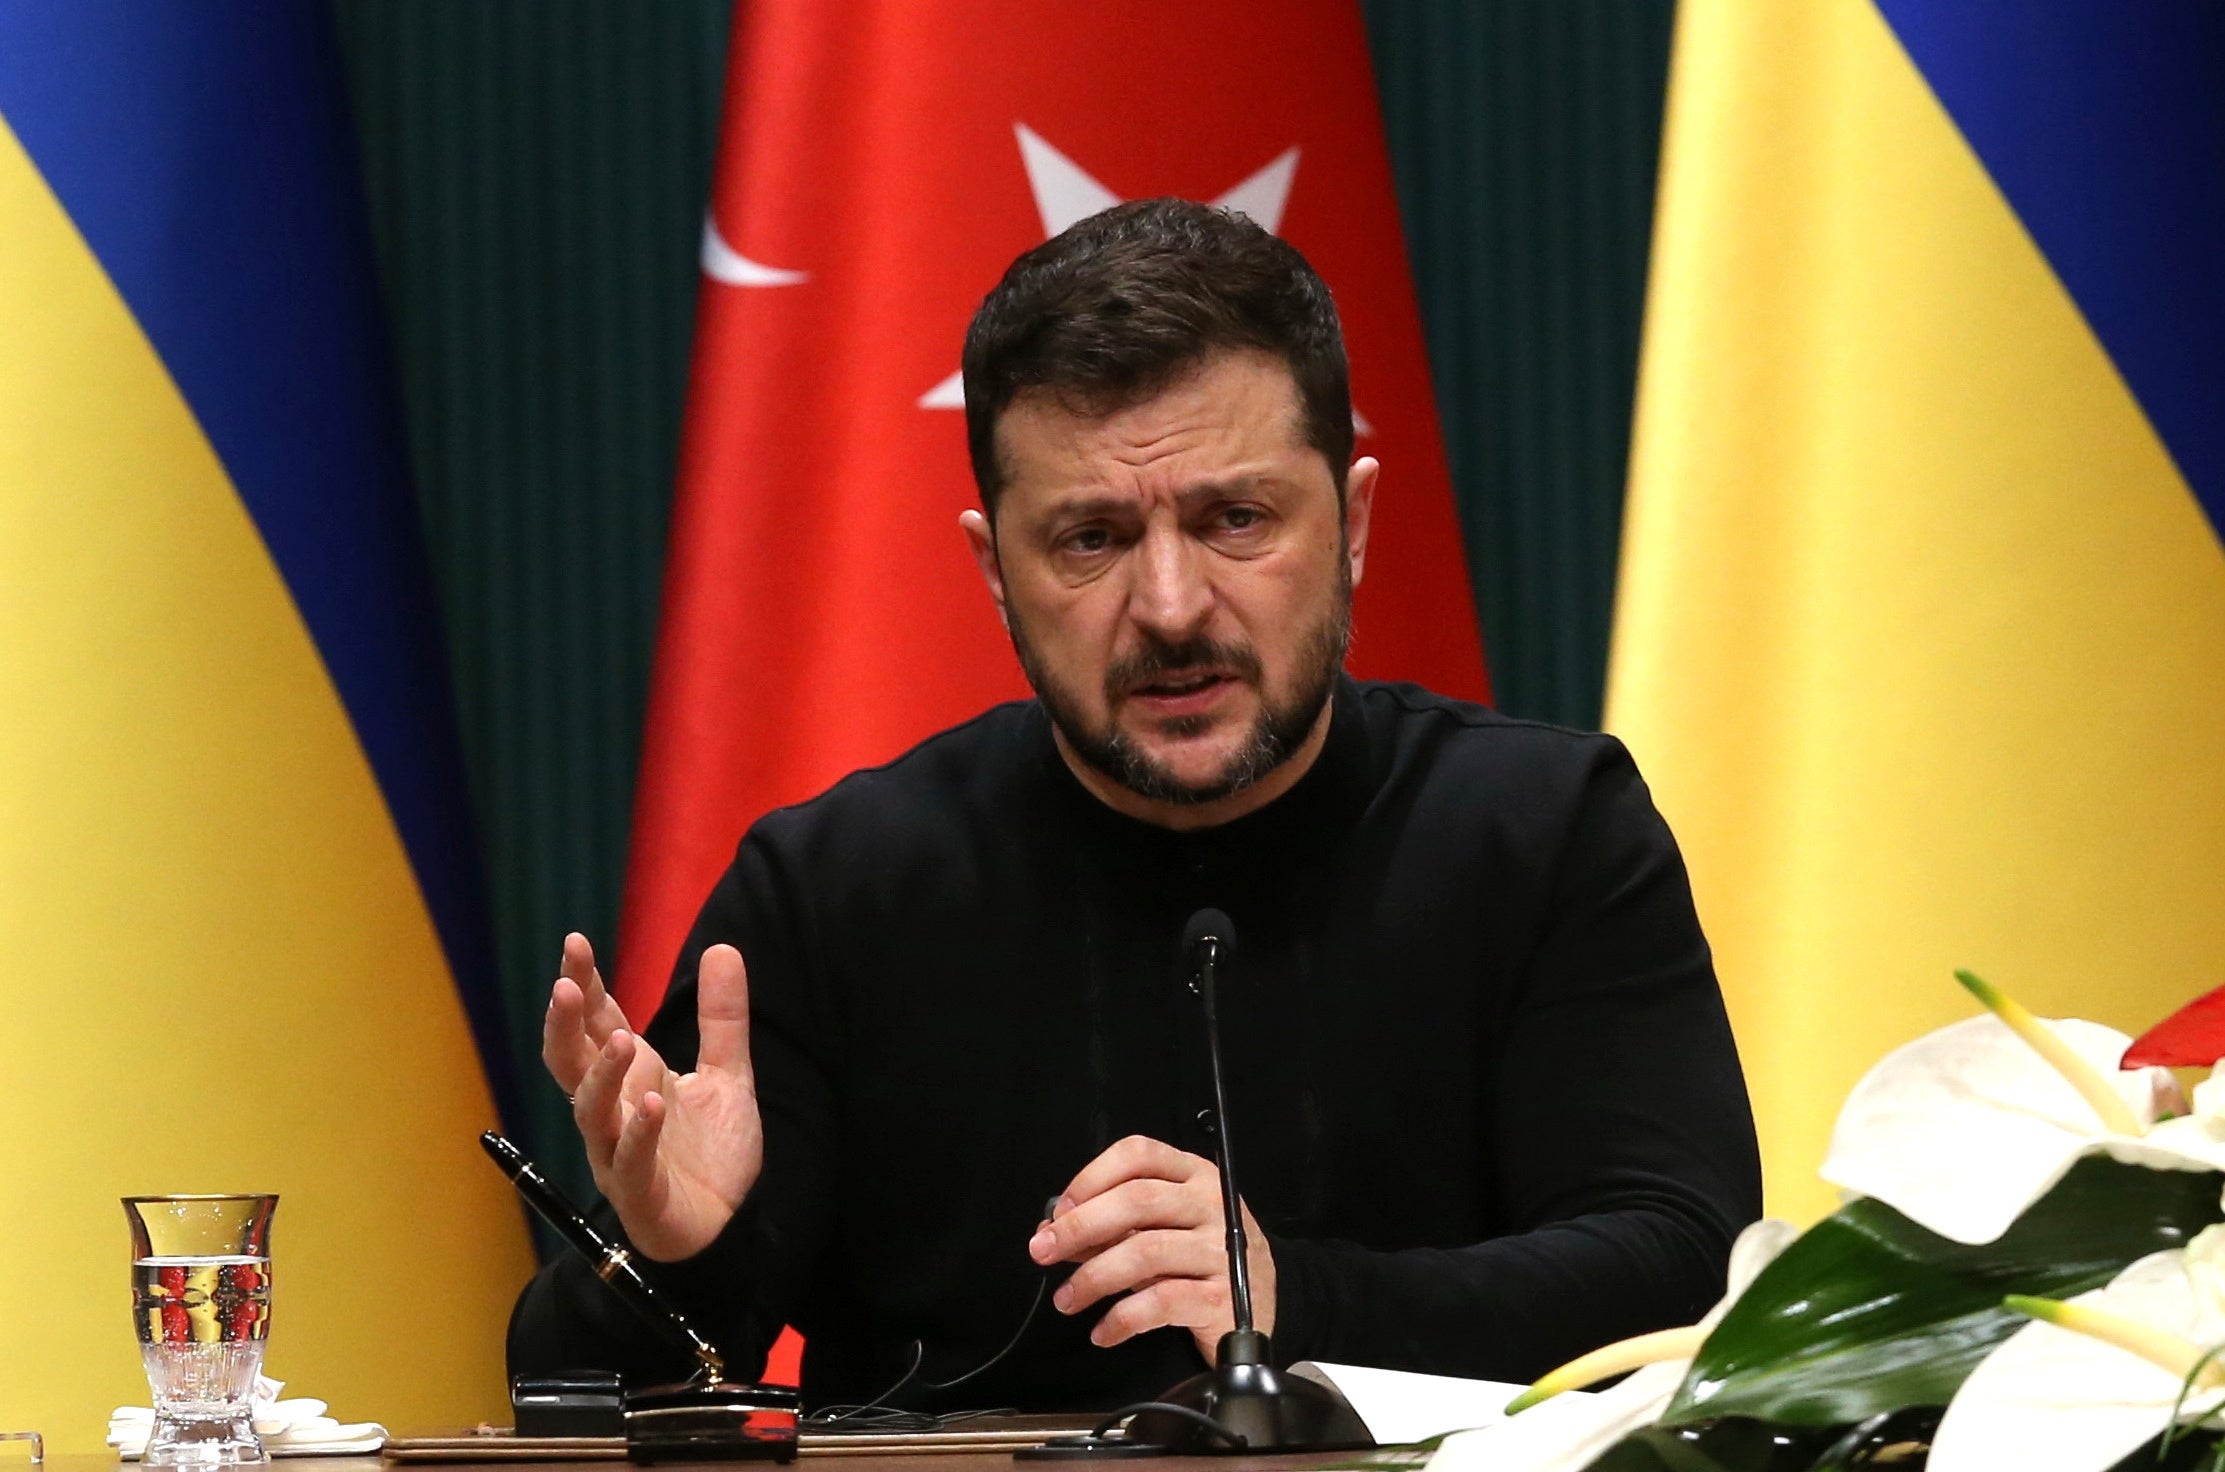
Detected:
[
  {"left": 0, "top": 113, "right": 531, "bottom": 1448},
  {"left": 1607, "top": 0, "right": 2225, "bottom": 1222}
]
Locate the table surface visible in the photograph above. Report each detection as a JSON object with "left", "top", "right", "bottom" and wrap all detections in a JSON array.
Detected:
[{"left": 44, "top": 1455, "right": 1375, "bottom": 1472}]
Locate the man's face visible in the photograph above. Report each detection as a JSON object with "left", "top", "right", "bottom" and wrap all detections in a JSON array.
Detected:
[{"left": 964, "top": 350, "right": 1374, "bottom": 808}]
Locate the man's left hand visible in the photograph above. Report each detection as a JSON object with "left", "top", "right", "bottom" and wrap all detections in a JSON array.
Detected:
[{"left": 1030, "top": 1135, "right": 1275, "bottom": 1363}]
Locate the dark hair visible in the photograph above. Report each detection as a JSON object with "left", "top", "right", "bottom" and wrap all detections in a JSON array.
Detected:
[{"left": 960, "top": 197, "right": 1352, "bottom": 515}]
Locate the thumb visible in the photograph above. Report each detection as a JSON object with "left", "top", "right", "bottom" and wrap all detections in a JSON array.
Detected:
[{"left": 696, "top": 944, "right": 754, "bottom": 1078}]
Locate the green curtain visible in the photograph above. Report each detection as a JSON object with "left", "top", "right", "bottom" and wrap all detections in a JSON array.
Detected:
[
  {"left": 1366, "top": 0, "right": 1675, "bottom": 728},
  {"left": 333, "top": 0, "right": 728, "bottom": 1202},
  {"left": 331, "top": 0, "right": 1674, "bottom": 1204}
]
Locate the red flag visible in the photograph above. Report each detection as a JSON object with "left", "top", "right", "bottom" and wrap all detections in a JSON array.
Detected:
[{"left": 618, "top": 1, "right": 1488, "bottom": 1023}]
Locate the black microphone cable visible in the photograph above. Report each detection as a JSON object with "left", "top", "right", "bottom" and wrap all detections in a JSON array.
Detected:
[{"left": 803, "top": 1197, "right": 1062, "bottom": 1431}]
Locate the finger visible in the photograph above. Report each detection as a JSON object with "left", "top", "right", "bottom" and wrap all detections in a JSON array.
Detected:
[
  {"left": 560, "top": 931, "right": 598, "bottom": 989},
  {"left": 1034, "top": 1205, "right": 1108, "bottom": 1264},
  {"left": 542, "top": 977, "right": 598, "bottom": 1094},
  {"left": 563, "top": 933, "right": 630, "bottom": 1042},
  {"left": 574, "top": 1029, "right": 638, "bottom": 1172},
  {"left": 607, "top": 1088, "right": 670, "bottom": 1209},
  {"left": 695, "top": 945, "right": 754, "bottom": 1080},
  {"left": 1058, "top": 1135, "right": 1205, "bottom": 1211},
  {"left": 619, "top": 1038, "right": 675, "bottom": 1113},
  {"left": 1055, "top": 1228, "right": 1221, "bottom": 1315},
  {"left": 1091, "top": 1277, "right": 1227, "bottom": 1349},
  {"left": 1032, "top": 1176, "right": 1209, "bottom": 1265}
]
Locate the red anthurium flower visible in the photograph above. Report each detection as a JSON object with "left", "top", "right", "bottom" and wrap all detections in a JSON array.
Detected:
[{"left": 2123, "top": 983, "right": 2225, "bottom": 1069}]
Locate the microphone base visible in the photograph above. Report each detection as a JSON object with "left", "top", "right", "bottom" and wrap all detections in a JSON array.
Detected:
[{"left": 1125, "top": 1334, "right": 1374, "bottom": 1455}]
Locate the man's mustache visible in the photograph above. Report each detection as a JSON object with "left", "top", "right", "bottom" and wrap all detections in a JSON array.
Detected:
[{"left": 1104, "top": 637, "right": 1264, "bottom": 700}]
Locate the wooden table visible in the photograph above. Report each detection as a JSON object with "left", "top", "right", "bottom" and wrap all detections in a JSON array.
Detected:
[{"left": 44, "top": 1454, "right": 1384, "bottom": 1472}]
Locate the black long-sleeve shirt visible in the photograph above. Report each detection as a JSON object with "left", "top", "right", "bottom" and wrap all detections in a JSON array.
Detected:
[{"left": 510, "top": 678, "right": 1761, "bottom": 1410}]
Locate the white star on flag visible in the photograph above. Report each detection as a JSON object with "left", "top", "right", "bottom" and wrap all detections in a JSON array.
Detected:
[{"left": 919, "top": 125, "right": 1371, "bottom": 436}]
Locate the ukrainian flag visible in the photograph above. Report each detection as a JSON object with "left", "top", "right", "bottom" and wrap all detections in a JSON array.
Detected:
[
  {"left": 0, "top": 4, "right": 530, "bottom": 1446},
  {"left": 1608, "top": 1, "right": 2225, "bottom": 1222}
]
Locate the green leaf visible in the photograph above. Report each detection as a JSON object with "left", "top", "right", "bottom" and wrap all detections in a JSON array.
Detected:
[
  {"left": 1664, "top": 1157, "right": 2224, "bottom": 1426},
  {"left": 1576, "top": 1418, "right": 2221, "bottom": 1472},
  {"left": 1578, "top": 1417, "right": 1878, "bottom": 1472}
]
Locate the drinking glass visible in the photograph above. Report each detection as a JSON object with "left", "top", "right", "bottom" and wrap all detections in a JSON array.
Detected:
[{"left": 124, "top": 1195, "right": 277, "bottom": 1467}]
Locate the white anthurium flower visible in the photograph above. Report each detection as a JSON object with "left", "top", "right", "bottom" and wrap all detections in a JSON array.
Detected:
[
  {"left": 1928, "top": 1227, "right": 2225, "bottom": 1472},
  {"left": 1818, "top": 1012, "right": 2217, "bottom": 1245},
  {"left": 1426, "top": 1218, "right": 1800, "bottom": 1472}
]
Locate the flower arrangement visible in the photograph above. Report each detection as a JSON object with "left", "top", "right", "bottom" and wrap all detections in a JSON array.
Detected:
[{"left": 1430, "top": 974, "right": 2225, "bottom": 1472}]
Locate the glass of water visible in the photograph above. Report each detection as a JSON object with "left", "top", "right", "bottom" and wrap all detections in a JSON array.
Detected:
[{"left": 124, "top": 1195, "right": 278, "bottom": 1467}]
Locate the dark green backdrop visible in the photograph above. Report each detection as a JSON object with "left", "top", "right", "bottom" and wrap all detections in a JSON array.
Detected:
[{"left": 330, "top": 0, "right": 1675, "bottom": 1202}]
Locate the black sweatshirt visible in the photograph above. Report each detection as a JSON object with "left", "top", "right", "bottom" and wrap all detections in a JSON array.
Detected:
[{"left": 509, "top": 678, "right": 1761, "bottom": 1410}]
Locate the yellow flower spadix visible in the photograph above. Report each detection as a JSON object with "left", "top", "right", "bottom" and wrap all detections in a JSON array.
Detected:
[
  {"left": 1957, "top": 971, "right": 2145, "bottom": 1137},
  {"left": 2006, "top": 1295, "right": 2225, "bottom": 1389},
  {"left": 1503, "top": 1325, "right": 1708, "bottom": 1415}
]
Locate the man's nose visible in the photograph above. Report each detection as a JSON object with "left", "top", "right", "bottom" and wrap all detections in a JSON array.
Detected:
[{"left": 1126, "top": 525, "right": 1214, "bottom": 642}]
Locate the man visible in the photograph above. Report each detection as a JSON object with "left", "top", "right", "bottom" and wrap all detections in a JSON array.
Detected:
[{"left": 511, "top": 199, "right": 1760, "bottom": 1411}]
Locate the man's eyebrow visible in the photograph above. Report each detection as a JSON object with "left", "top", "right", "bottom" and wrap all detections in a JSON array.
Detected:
[
  {"left": 1038, "top": 492, "right": 1135, "bottom": 523},
  {"left": 1175, "top": 476, "right": 1267, "bottom": 505},
  {"left": 1039, "top": 478, "right": 1269, "bottom": 522}
]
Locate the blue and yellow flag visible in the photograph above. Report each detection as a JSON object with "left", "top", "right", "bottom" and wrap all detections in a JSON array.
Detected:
[
  {"left": 0, "top": 3, "right": 530, "bottom": 1445},
  {"left": 1608, "top": 1, "right": 2225, "bottom": 1221}
]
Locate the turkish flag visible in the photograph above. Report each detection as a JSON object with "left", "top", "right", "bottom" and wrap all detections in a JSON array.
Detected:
[{"left": 617, "top": 1, "right": 1488, "bottom": 1026}]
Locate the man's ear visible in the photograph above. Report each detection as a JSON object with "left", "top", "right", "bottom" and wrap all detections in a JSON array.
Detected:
[
  {"left": 959, "top": 507, "right": 1008, "bottom": 629},
  {"left": 1343, "top": 456, "right": 1379, "bottom": 590}
]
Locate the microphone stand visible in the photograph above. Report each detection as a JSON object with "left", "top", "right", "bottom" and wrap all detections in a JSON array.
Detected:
[{"left": 1117, "top": 911, "right": 1374, "bottom": 1455}]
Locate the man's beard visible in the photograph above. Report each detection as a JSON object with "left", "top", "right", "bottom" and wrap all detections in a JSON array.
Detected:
[{"left": 1005, "top": 569, "right": 1353, "bottom": 807}]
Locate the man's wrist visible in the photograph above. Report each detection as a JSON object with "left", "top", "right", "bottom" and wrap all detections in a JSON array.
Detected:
[{"left": 631, "top": 1197, "right": 756, "bottom": 1293}]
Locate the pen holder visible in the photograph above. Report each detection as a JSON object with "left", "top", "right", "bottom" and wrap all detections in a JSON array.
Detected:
[
  {"left": 622, "top": 1381, "right": 800, "bottom": 1464},
  {"left": 508, "top": 1373, "right": 798, "bottom": 1462}
]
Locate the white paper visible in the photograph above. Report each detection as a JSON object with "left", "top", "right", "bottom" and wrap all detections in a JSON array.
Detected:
[{"left": 1289, "top": 1360, "right": 1540, "bottom": 1445}]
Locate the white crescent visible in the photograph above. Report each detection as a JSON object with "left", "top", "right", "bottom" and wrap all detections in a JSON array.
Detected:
[{"left": 701, "top": 214, "right": 808, "bottom": 286}]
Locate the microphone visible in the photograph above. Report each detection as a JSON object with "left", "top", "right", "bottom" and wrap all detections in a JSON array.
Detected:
[
  {"left": 1178, "top": 910, "right": 1258, "bottom": 1344},
  {"left": 1117, "top": 909, "right": 1373, "bottom": 1456},
  {"left": 1180, "top": 906, "right": 1236, "bottom": 955}
]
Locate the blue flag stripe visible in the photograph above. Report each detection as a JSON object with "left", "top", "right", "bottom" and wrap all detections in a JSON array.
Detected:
[
  {"left": 1878, "top": 0, "right": 2225, "bottom": 544},
  {"left": 0, "top": 1, "right": 516, "bottom": 1126}
]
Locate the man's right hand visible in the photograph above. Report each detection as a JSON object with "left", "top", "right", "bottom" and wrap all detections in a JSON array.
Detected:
[{"left": 541, "top": 934, "right": 763, "bottom": 1262}]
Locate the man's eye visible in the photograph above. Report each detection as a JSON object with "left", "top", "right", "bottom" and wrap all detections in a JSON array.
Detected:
[
  {"left": 1217, "top": 506, "right": 1266, "bottom": 532},
  {"left": 1064, "top": 527, "right": 1111, "bottom": 555}
]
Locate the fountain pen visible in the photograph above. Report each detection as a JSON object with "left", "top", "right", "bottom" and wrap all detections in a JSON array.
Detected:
[{"left": 478, "top": 1130, "right": 727, "bottom": 1381}]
